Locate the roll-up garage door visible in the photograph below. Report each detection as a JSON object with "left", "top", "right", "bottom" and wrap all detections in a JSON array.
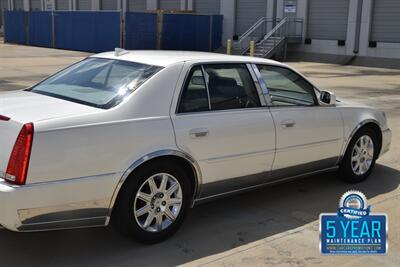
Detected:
[
  {"left": 128, "top": 0, "right": 146, "bottom": 11},
  {"left": 195, "top": 0, "right": 220, "bottom": 15},
  {"left": 77, "top": 0, "right": 92, "bottom": 10},
  {"left": 235, "top": 0, "right": 267, "bottom": 36},
  {"left": 101, "top": 0, "right": 118, "bottom": 10},
  {"left": 370, "top": 0, "right": 400, "bottom": 43},
  {"left": 55, "top": 0, "right": 69, "bottom": 10},
  {"left": 30, "top": 0, "right": 42, "bottom": 10},
  {"left": 159, "top": 0, "right": 181, "bottom": 11},
  {"left": 0, "top": 0, "right": 9, "bottom": 29},
  {"left": 13, "top": 0, "right": 24, "bottom": 10},
  {"left": 307, "top": 0, "right": 349, "bottom": 40}
]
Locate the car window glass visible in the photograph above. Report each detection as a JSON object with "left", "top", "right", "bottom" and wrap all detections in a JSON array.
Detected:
[
  {"left": 178, "top": 66, "right": 209, "bottom": 113},
  {"left": 203, "top": 64, "right": 260, "bottom": 111},
  {"left": 257, "top": 65, "right": 315, "bottom": 106}
]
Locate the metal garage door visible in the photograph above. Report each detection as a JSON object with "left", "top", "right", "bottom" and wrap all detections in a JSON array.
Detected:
[
  {"left": 128, "top": 0, "right": 146, "bottom": 11},
  {"left": 13, "top": 0, "right": 24, "bottom": 10},
  {"left": 370, "top": 0, "right": 400, "bottom": 43},
  {"left": 159, "top": 0, "right": 181, "bottom": 11},
  {"left": 307, "top": 0, "right": 349, "bottom": 40},
  {"left": 0, "top": 0, "right": 8, "bottom": 30},
  {"left": 30, "top": 0, "right": 42, "bottom": 10},
  {"left": 77, "top": 0, "right": 92, "bottom": 10},
  {"left": 195, "top": 0, "right": 220, "bottom": 14},
  {"left": 236, "top": 0, "right": 267, "bottom": 36},
  {"left": 101, "top": 0, "right": 118, "bottom": 10},
  {"left": 55, "top": 0, "right": 69, "bottom": 10}
]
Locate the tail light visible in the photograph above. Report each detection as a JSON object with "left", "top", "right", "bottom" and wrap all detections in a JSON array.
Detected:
[{"left": 5, "top": 123, "right": 34, "bottom": 185}]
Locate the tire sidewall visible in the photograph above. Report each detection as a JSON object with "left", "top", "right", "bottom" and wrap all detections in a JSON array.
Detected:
[{"left": 113, "top": 161, "right": 191, "bottom": 244}]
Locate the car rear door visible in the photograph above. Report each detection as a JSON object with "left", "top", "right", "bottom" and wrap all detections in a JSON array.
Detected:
[
  {"left": 255, "top": 64, "right": 344, "bottom": 180},
  {"left": 170, "top": 63, "right": 275, "bottom": 198}
]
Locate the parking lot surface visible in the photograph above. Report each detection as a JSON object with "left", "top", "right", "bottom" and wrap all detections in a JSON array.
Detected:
[{"left": 0, "top": 41, "right": 399, "bottom": 267}]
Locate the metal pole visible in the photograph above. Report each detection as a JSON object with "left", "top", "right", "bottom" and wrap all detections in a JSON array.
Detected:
[
  {"left": 353, "top": 0, "right": 363, "bottom": 54},
  {"left": 226, "top": 39, "right": 232, "bottom": 54},
  {"left": 250, "top": 40, "right": 255, "bottom": 57}
]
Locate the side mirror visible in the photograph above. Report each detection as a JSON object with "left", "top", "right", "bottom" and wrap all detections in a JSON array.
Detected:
[{"left": 319, "top": 91, "right": 336, "bottom": 106}]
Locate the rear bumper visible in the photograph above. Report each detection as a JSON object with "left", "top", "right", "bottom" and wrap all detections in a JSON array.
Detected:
[
  {"left": 380, "top": 128, "right": 392, "bottom": 157},
  {"left": 0, "top": 172, "right": 120, "bottom": 232}
]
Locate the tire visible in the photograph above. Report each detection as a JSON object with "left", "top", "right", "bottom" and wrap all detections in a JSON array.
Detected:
[
  {"left": 112, "top": 161, "right": 191, "bottom": 244},
  {"left": 339, "top": 128, "right": 378, "bottom": 183}
]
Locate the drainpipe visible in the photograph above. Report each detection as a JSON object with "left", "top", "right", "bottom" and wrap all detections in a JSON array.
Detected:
[{"left": 353, "top": 0, "right": 363, "bottom": 54}]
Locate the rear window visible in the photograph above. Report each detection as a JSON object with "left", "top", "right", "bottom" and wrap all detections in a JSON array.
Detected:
[{"left": 28, "top": 58, "right": 163, "bottom": 109}]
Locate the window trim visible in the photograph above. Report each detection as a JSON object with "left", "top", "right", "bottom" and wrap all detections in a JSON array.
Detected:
[
  {"left": 176, "top": 62, "right": 266, "bottom": 115},
  {"left": 255, "top": 64, "right": 320, "bottom": 107}
]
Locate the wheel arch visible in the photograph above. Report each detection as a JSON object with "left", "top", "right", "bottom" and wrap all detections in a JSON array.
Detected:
[
  {"left": 341, "top": 119, "right": 383, "bottom": 161},
  {"left": 108, "top": 150, "right": 202, "bottom": 217}
]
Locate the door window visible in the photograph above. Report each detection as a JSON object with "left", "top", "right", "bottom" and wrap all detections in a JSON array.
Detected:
[
  {"left": 178, "top": 66, "right": 210, "bottom": 113},
  {"left": 257, "top": 65, "right": 316, "bottom": 106},
  {"left": 204, "top": 64, "right": 261, "bottom": 110}
]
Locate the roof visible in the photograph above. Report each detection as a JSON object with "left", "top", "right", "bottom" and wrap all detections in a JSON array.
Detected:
[{"left": 92, "top": 50, "right": 287, "bottom": 68}]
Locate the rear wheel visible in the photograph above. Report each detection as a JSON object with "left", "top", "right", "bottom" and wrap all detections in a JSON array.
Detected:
[
  {"left": 339, "top": 128, "right": 378, "bottom": 183},
  {"left": 113, "top": 162, "right": 190, "bottom": 244}
]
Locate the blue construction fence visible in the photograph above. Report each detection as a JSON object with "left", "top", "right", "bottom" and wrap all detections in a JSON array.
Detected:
[{"left": 4, "top": 11, "right": 223, "bottom": 53}]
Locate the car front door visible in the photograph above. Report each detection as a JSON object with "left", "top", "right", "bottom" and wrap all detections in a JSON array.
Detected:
[
  {"left": 171, "top": 63, "right": 275, "bottom": 198},
  {"left": 255, "top": 64, "right": 344, "bottom": 180}
]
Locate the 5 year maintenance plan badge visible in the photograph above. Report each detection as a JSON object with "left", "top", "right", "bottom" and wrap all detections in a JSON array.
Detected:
[{"left": 320, "top": 190, "right": 388, "bottom": 255}]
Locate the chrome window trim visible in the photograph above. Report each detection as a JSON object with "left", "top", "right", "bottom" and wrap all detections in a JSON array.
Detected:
[
  {"left": 201, "top": 65, "right": 212, "bottom": 110},
  {"left": 246, "top": 63, "right": 267, "bottom": 106},
  {"left": 108, "top": 149, "right": 203, "bottom": 215}
]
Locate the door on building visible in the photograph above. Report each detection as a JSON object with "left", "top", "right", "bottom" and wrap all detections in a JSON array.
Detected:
[
  {"left": 55, "top": 0, "right": 69, "bottom": 10},
  {"left": 235, "top": 0, "right": 267, "bottom": 36},
  {"left": 128, "top": 0, "right": 146, "bottom": 11},
  {"left": 159, "top": 0, "right": 181, "bottom": 11},
  {"left": 30, "top": 0, "right": 42, "bottom": 10},
  {"left": 77, "top": 0, "right": 92, "bottom": 10},
  {"left": 307, "top": 0, "right": 349, "bottom": 41},
  {"left": 194, "top": 0, "right": 220, "bottom": 15},
  {"left": 101, "top": 0, "right": 118, "bottom": 10},
  {"left": 370, "top": 0, "right": 400, "bottom": 43}
]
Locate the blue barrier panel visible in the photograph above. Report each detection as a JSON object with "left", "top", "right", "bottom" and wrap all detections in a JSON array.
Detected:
[
  {"left": 211, "top": 15, "right": 223, "bottom": 51},
  {"left": 28, "top": 11, "right": 52, "bottom": 47},
  {"left": 54, "top": 11, "right": 120, "bottom": 53},
  {"left": 162, "top": 14, "right": 210, "bottom": 51},
  {"left": 125, "top": 12, "right": 157, "bottom": 50},
  {"left": 4, "top": 11, "right": 27, "bottom": 45}
]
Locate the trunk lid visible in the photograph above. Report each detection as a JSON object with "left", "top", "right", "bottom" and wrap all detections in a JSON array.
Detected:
[{"left": 0, "top": 90, "right": 100, "bottom": 178}]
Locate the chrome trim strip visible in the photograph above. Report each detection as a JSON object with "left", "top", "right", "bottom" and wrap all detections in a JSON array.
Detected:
[
  {"left": 204, "top": 148, "right": 275, "bottom": 163},
  {"left": 17, "top": 217, "right": 108, "bottom": 232},
  {"left": 250, "top": 63, "right": 272, "bottom": 106},
  {"left": 277, "top": 138, "right": 341, "bottom": 153},
  {"left": 108, "top": 149, "right": 203, "bottom": 214},
  {"left": 195, "top": 166, "right": 338, "bottom": 204},
  {"left": 201, "top": 65, "right": 212, "bottom": 110}
]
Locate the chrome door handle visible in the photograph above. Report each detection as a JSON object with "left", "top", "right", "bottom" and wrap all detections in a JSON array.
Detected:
[
  {"left": 281, "top": 120, "right": 296, "bottom": 128},
  {"left": 189, "top": 128, "right": 209, "bottom": 138}
]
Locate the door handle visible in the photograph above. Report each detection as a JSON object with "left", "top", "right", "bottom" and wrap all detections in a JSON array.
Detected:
[
  {"left": 189, "top": 128, "right": 209, "bottom": 138},
  {"left": 281, "top": 120, "right": 296, "bottom": 128}
]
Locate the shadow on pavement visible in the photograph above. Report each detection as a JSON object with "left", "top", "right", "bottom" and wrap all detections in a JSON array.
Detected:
[{"left": 0, "top": 164, "right": 398, "bottom": 267}]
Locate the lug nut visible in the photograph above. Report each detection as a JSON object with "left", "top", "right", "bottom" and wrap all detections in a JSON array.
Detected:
[
  {"left": 156, "top": 207, "right": 161, "bottom": 212},
  {"left": 151, "top": 204, "right": 154, "bottom": 209},
  {"left": 160, "top": 193, "right": 164, "bottom": 198},
  {"left": 162, "top": 201, "right": 166, "bottom": 206}
]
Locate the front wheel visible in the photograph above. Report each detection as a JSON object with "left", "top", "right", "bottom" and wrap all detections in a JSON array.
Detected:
[
  {"left": 339, "top": 128, "right": 378, "bottom": 183},
  {"left": 112, "top": 162, "right": 191, "bottom": 244}
]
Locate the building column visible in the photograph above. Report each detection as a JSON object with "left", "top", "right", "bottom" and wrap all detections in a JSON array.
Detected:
[
  {"left": 9, "top": 0, "right": 13, "bottom": 10},
  {"left": 71, "top": 0, "right": 75, "bottom": 10},
  {"left": 220, "top": 0, "right": 235, "bottom": 46},
  {"left": 180, "top": 0, "right": 185, "bottom": 10},
  {"left": 187, "top": 0, "right": 193, "bottom": 11},
  {"left": 147, "top": 0, "right": 157, "bottom": 10},
  {"left": 345, "top": 0, "right": 358, "bottom": 55},
  {"left": 358, "top": 0, "right": 373, "bottom": 56},
  {"left": 296, "top": 0, "right": 307, "bottom": 39},
  {"left": 119, "top": 0, "right": 125, "bottom": 11}
]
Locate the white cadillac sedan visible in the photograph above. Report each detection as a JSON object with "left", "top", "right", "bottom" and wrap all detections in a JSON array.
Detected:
[{"left": 0, "top": 51, "right": 391, "bottom": 243}]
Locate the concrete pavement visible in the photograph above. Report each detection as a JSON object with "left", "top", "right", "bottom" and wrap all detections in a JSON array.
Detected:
[{"left": 0, "top": 41, "right": 399, "bottom": 267}]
